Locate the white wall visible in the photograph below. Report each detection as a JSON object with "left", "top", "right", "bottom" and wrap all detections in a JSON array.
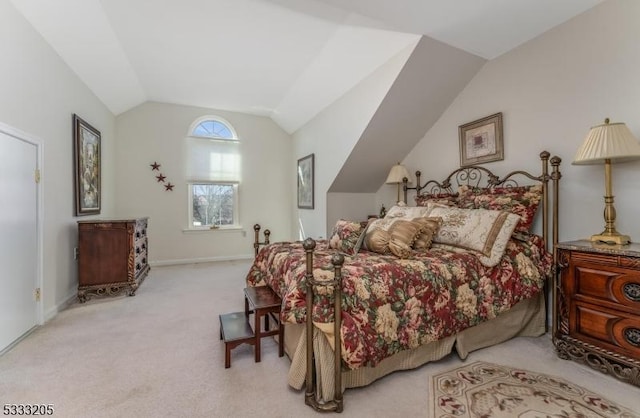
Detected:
[
  {"left": 114, "top": 102, "right": 292, "bottom": 264},
  {"left": 393, "top": 0, "right": 640, "bottom": 244},
  {"left": 292, "top": 44, "right": 416, "bottom": 239},
  {"left": 0, "top": 0, "right": 116, "bottom": 318},
  {"left": 327, "top": 193, "right": 377, "bottom": 234}
]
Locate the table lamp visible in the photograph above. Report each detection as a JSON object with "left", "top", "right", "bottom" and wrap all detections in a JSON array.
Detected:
[
  {"left": 572, "top": 118, "right": 640, "bottom": 244},
  {"left": 386, "top": 163, "right": 411, "bottom": 204}
]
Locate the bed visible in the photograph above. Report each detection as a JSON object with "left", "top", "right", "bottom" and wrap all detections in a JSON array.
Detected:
[{"left": 246, "top": 151, "right": 561, "bottom": 411}]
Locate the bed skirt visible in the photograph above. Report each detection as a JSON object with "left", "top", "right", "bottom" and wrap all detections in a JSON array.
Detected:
[{"left": 285, "top": 293, "right": 545, "bottom": 401}]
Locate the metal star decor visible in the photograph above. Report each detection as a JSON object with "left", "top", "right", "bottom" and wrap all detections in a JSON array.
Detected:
[{"left": 150, "top": 161, "right": 173, "bottom": 190}]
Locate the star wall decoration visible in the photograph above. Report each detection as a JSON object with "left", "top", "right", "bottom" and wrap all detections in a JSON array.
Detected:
[{"left": 149, "top": 161, "right": 174, "bottom": 191}]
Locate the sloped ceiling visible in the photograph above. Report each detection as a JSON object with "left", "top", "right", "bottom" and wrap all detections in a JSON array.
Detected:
[
  {"left": 10, "top": 0, "right": 602, "bottom": 134},
  {"left": 330, "top": 36, "right": 486, "bottom": 193}
]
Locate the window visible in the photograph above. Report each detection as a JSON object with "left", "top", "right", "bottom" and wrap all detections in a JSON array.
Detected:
[
  {"left": 192, "top": 119, "right": 234, "bottom": 139},
  {"left": 190, "top": 183, "right": 238, "bottom": 227},
  {"left": 186, "top": 116, "right": 240, "bottom": 229}
]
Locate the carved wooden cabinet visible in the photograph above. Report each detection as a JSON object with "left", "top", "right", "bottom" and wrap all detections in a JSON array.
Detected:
[
  {"left": 77, "top": 218, "right": 150, "bottom": 302},
  {"left": 554, "top": 240, "right": 640, "bottom": 386}
]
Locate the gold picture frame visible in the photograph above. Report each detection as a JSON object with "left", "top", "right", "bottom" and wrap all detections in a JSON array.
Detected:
[
  {"left": 458, "top": 112, "right": 503, "bottom": 167},
  {"left": 73, "top": 114, "right": 101, "bottom": 216},
  {"left": 297, "top": 153, "right": 314, "bottom": 209}
]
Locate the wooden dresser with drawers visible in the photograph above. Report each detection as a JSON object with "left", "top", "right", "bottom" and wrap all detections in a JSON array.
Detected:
[
  {"left": 77, "top": 218, "right": 150, "bottom": 303},
  {"left": 554, "top": 240, "right": 640, "bottom": 386}
]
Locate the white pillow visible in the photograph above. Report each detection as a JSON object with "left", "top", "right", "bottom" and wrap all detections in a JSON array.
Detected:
[{"left": 428, "top": 205, "right": 521, "bottom": 267}]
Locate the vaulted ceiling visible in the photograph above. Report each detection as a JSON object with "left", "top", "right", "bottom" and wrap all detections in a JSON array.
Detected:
[{"left": 10, "top": 0, "right": 602, "bottom": 134}]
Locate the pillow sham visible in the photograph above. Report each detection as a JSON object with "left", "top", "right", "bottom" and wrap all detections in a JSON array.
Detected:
[
  {"left": 385, "top": 204, "right": 431, "bottom": 219},
  {"left": 411, "top": 217, "right": 442, "bottom": 251},
  {"left": 457, "top": 184, "right": 542, "bottom": 234},
  {"left": 329, "top": 219, "right": 365, "bottom": 255},
  {"left": 415, "top": 192, "right": 458, "bottom": 208},
  {"left": 363, "top": 218, "right": 425, "bottom": 258},
  {"left": 428, "top": 205, "right": 521, "bottom": 267}
]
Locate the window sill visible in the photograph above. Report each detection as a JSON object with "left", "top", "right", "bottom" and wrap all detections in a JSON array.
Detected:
[{"left": 183, "top": 225, "right": 244, "bottom": 234}]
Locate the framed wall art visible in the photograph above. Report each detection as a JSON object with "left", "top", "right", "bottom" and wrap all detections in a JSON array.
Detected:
[
  {"left": 458, "top": 112, "right": 504, "bottom": 167},
  {"left": 297, "top": 153, "right": 314, "bottom": 209},
  {"left": 73, "top": 114, "right": 101, "bottom": 216}
]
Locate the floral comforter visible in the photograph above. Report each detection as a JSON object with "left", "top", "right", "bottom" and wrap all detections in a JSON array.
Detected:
[{"left": 246, "top": 235, "right": 552, "bottom": 370}]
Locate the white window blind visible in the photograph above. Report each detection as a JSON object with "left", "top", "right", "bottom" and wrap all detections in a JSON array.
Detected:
[{"left": 185, "top": 137, "right": 240, "bottom": 182}]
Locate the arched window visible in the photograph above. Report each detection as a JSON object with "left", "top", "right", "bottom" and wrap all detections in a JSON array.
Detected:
[
  {"left": 185, "top": 116, "right": 240, "bottom": 229},
  {"left": 191, "top": 117, "right": 237, "bottom": 140}
]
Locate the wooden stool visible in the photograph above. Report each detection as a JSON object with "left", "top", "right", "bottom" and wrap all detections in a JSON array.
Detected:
[
  {"left": 219, "top": 312, "right": 254, "bottom": 368},
  {"left": 244, "top": 286, "right": 284, "bottom": 362}
]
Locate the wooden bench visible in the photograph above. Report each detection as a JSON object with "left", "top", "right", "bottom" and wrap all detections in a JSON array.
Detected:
[
  {"left": 219, "top": 286, "right": 284, "bottom": 368},
  {"left": 219, "top": 312, "right": 254, "bottom": 369},
  {"left": 244, "top": 286, "right": 284, "bottom": 362}
]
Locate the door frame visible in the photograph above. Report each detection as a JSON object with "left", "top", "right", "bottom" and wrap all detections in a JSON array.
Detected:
[{"left": 0, "top": 121, "right": 44, "bottom": 326}]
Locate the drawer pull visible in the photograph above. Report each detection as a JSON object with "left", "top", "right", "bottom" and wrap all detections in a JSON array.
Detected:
[
  {"left": 623, "top": 282, "right": 640, "bottom": 302},
  {"left": 624, "top": 327, "right": 640, "bottom": 347}
]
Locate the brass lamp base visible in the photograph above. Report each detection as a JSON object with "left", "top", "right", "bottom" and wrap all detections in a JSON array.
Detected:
[{"left": 590, "top": 232, "right": 631, "bottom": 245}]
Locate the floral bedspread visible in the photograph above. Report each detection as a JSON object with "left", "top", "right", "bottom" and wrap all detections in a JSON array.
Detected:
[{"left": 245, "top": 235, "right": 552, "bottom": 370}]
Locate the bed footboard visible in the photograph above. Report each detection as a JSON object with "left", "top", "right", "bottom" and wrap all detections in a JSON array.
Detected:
[
  {"left": 303, "top": 238, "right": 345, "bottom": 413},
  {"left": 253, "top": 224, "right": 271, "bottom": 257}
]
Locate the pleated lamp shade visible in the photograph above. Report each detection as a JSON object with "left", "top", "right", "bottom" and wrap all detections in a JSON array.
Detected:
[
  {"left": 385, "top": 164, "right": 412, "bottom": 184},
  {"left": 573, "top": 119, "right": 640, "bottom": 165}
]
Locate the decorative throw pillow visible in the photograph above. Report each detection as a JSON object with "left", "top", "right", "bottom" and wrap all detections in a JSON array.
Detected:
[
  {"left": 363, "top": 218, "right": 425, "bottom": 258},
  {"left": 428, "top": 205, "right": 521, "bottom": 267},
  {"left": 352, "top": 218, "right": 375, "bottom": 254},
  {"left": 415, "top": 192, "right": 458, "bottom": 208},
  {"left": 329, "top": 219, "right": 365, "bottom": 255},
  {"left": 411, "top": 217, "right": 442, "bottom": 251},
  {"left": 385, "top": 205, "right": 431, "bottom": 219},
  {"left": 457, "top": 185, "right": 542, "bottom": 234}
]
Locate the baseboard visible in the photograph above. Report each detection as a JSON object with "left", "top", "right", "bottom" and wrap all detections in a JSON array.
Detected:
[
  {"left": 149, "top": 254, "right": 254, "bottom": 267},
  {"left": 40, "top": 257, "right": 254, "bottom": 321},
  {"left": 44, "top": 292, "right": 77, "bottom": 323},
  {"left": 1, "top": 325, "right": 39, "bottom": 356}
]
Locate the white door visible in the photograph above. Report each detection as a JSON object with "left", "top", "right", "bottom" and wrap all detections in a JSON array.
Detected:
[{"left": 0, "top": 128, "right": 39, "bottom": 352}]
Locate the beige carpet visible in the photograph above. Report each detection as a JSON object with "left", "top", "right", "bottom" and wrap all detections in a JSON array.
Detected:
[
  {"left": 430, "top": 361, "right": 639, "bottom": 417},
  {"left": 1, "top": 260, "right": 639, "bottom": 417}
]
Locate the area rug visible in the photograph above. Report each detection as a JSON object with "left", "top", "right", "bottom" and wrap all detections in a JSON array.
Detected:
[{"left": 430, "top": 361, "right": 638, "bottom": 417}]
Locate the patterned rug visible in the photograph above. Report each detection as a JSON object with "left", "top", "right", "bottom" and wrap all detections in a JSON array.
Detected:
[{"left": 430, "top": 361, "right": 639, "bottom": 417}]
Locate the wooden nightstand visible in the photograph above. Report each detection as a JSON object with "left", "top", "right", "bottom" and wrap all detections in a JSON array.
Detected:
[{"left": 554, "top": 240, "right": 640, "bottom": 386}]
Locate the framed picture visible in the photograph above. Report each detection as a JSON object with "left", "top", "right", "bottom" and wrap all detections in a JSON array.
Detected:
[
  {"left": 73, "top": 114, "right": 101, "bottom": 216},
  {"left": 297, "top": 153, "right": 314, "bottom": 209},
  {"left": 458, "top": 112, "right": 504, "bottom": 167}
]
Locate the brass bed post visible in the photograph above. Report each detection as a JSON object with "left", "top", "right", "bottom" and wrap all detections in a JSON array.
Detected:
[
  {"left": 253, "top": 224, "right": 271, "bottom": 257},
  {"left": 540, "top": 151, "right": 550, "bottom": 331},
  {"left": 403, "top": 170, "right": 421, "bottom": 204},
  {"left": 331, "top": 253, "right": 345, "bottom": 413},
  {"left": 550, "top": 156, "right": 562, "bottom": 339},
  {"left": 303, "top": 238, "right": 316, "bottom": 408},
  {"left": 540, "top": 151, "right": 550, "bottom": 251},
  {"left": 303, "top": 238, "right": 345, "bottom": 412}
]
